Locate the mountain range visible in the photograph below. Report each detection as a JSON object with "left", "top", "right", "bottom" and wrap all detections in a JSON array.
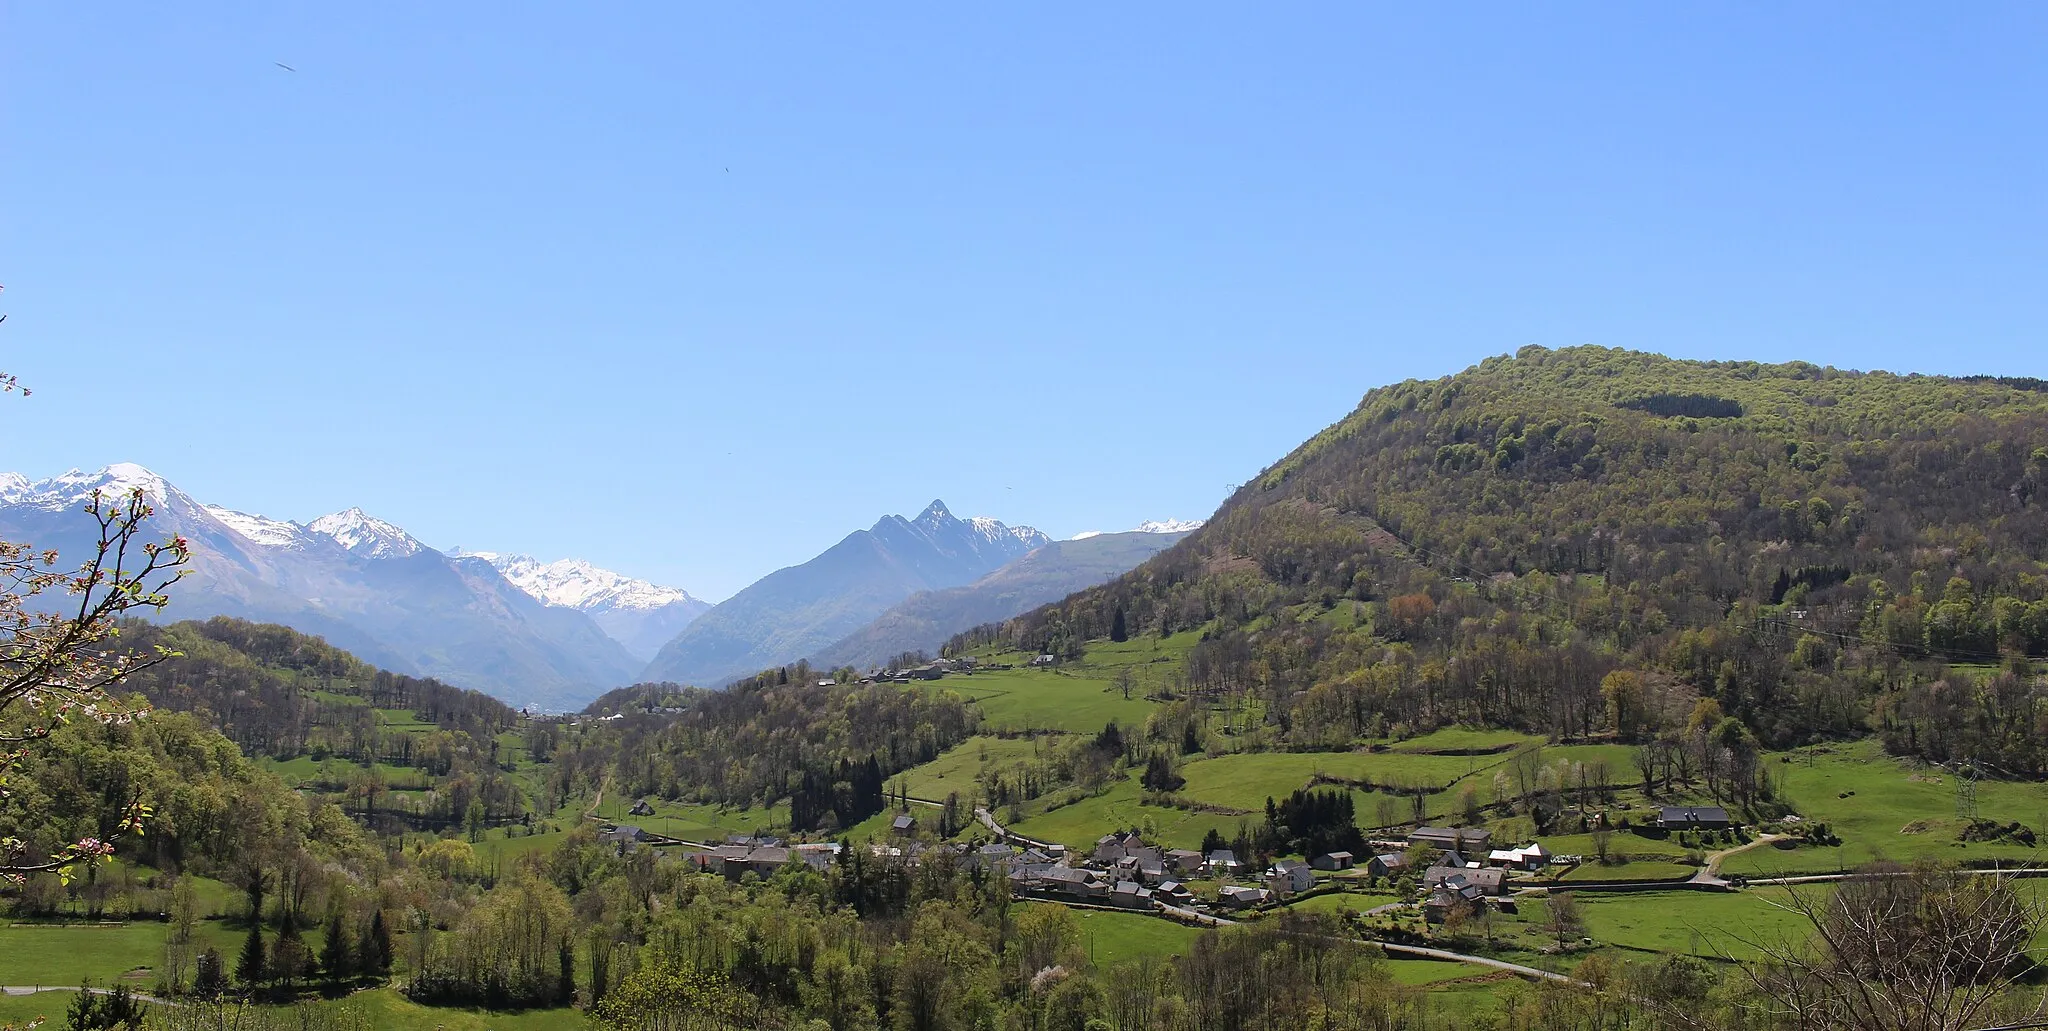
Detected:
[
  {"left": 808, "top": 527, "right": 1193, "bottom": 672},
  {"left": 0, "top": 466, "right": 647, "bottom": 710},
  {"left": 0, "top": 466, "right": 1195, "bottom": 706},
  {"left": 639, "top": 501, "right": 1052, "bottom": 688},
  {"left": 452, "top": 551, "right": 712, "bottom": 661}
]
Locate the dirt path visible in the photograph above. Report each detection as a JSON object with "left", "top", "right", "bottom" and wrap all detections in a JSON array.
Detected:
[{"left": 1692, "top": 833, "right": 1788, "bottom": 886}]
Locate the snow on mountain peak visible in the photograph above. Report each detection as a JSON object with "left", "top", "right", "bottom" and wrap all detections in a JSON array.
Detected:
[
  {"left": 1, "top": 463, "right": 187, "bottom": 511},
  {"left": 457, "top": 550, "right": 697, "bottom": 613},
  {"left": 205, "top": 505, "right": 317, "bottom": 548},
  {"left": 307, "top": 507, "right": 424, "bottom": 559},
  {"left": 1070, "top": 519, "right": 1204, "bottom": 541}
]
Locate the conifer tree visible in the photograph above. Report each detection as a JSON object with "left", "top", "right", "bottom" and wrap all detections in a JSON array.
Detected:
[
  {"left": 235, "top": 924, "right": 266, "bottom": 988},
  {"left": 321, "top": 909, "right": 354, "bottom": 981},
  {"left": 366, "top": 910, "right": 394, "bottom": 975},
  {"left": 192, "top": 948, "right": 227, "bottom": 999}
]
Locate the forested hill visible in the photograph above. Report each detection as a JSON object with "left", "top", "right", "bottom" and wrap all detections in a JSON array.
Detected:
[
  {"left": 951, "top": 346, "right": 2048, "bottom": 769},
  {"left": 115, "top": 617, "right": 522, "bottom": 761}
]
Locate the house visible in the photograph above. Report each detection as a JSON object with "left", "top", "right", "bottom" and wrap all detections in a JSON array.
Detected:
[
  {"left": 974, "top": 843, "right": 1018, "bottom": 868},
  {"left": 1094, "top": 830, "right": 1146, "bottom": 865},
  {"left": 1408, "top": 826, "right": 1493, "bottom": 851},
  {"left": 1265, "top": 860, "right": 1315, "bottom": 896},
  {"left": 1422, "top": 884, "right": 1485, "bottom": 924},
  {"left": 816, "top": 679, "right": 837, "bottom": 687},
  {"left": 1486, "top": 843, "right": 1551, "bottom": 871},
  {"left": 1658, "top": 806, "right": 1733, "bottom": 830},
  {"left": 794, "top": 842, "right": 841, "bottom": 871},
  {"left": 1165, "top": 849, "right": 1205, "bottom": 875},
  {"left": 1206, "top": 849, "right": 1243, "bottom": 876},
  {"left": 1311, "top": 851, "right": 1355, "bottom": 872},
  {"left": 746, "top": 846, "right": 791, "bottom": 877},
  {"left": 1036, "top": 866, "right": 1110, "bottom": 899},
  {"left": 1111, "top": 880, "right": 1154, "bottom": 910},
  {"left": 1155, "top": 881, "right": 1196, "bottom": 907},
  {"left": 1218, "top": 885, "right": 1275, "bottom": 909},
  {"left": 1030, "top": 654, "right": 1057, "bottom": 667},
  {"left": 1422, "top": 865, "right": 1506, "bottom": 896},
  {"left": 892, "top": 813, "right": 917, "bottom": 834},
  {"left": 601, "top": 825, "right": 648, "bottom": 845},
  {"left": 1365, "top": 853, "right": 1410, "bottom": 880},
  {"left": 628, "top": 799, "right": 656, "bottom": 817}
]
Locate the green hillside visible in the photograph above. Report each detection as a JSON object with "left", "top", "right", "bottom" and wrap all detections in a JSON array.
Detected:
[{"left": 956, "top": 347, "right": 2048, "bottom": 770}]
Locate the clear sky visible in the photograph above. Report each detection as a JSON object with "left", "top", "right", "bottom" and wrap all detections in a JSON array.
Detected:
[{"left": 5, "top": 5, "right": 2044, "bottom": 600}]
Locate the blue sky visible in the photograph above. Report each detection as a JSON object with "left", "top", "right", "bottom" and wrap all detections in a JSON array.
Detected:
[{"left": 5, "top": 4, "right": 2044, "bottom": 599}]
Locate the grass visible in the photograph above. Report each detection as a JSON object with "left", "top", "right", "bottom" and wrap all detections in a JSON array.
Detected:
[
  {"left": 1383, "top": 728, "right": 1544, "bottom": 754},
  {"left": 1720, "top": 740, "right": 2048, "bottom": 876},
  {"left": 1015, "top": 903, "right": 1201, "bottom": 965},
  {"left": 589, "top": 799, "right": 789, "bottom": 844},
  {"left": 307, "top": 987, "right": 583, "bottom": 1029},
  {"left": 901, "top": 735, "right": 1066, "bottom": 801},
  {"left": 0, "top": 918, "right": 239, "bottom": 986},
  {"left": 1555, "top": 860, "right": 1697, "bottom": 883},
  {"left": 945, "top": 669, "right": 1158, "bottom": 734},
  {"left": 1277, "top": 890, "right": 1399, "bottom": 917},
  {"left": 1176, "top": 751, "right": 1489, "bottom": 812},
  {"left": 1574, "top": 888, "right": 1819, "bottom": 960}
]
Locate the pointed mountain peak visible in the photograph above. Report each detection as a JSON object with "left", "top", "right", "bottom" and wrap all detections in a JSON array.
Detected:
[
  {"left": 2, "top": 463, "right": 188, "bottom": 511},
  {"left": 307, "top": 507, "right": 424, "bottom": 559},
  {"left": 915, "top": 499, "right": 954, "bottom": 526}
]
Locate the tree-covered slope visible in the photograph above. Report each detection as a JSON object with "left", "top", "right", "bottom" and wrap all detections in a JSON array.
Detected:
[{"left": 955, "top": 347, "right": 2048, "bottom": 768}]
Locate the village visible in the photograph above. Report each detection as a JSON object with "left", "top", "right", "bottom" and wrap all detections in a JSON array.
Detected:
[{"left": 591, "top": 798, "right": 1733, "bottom": 932}]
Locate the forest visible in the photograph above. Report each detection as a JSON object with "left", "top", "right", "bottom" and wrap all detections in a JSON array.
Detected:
[{"left": 953, "top": 347, "right": 2048, "bottom": 775}]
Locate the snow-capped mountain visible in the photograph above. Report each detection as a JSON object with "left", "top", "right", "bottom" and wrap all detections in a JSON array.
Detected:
[
  {"left": 455, "top": 551, "right": 711, "bottom": 660},
  {"left": 307, "top": 507, "right": 425, "bottom": 559},
  {"left": 642, "top": 500, "right": 1048, "bottom": 688},
  {"left": 0, "top": 464, "right": 637, "bottom": 709},
  {"left": 1071, "top": 518, "right": 1205, "bottom": 541}
]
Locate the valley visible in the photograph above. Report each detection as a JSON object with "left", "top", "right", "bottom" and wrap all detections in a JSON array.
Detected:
[{"left": 7, "top": 348, "right": 2048, "bottom": 1031}]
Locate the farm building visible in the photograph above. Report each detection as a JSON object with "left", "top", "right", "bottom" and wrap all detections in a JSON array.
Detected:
[{"left": 1657, "top": 806, "right": 1733, "bottom": 830}]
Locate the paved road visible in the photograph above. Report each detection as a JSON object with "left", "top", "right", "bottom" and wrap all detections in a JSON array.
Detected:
[
  {"left": 3, "top": 985, "right": 178, "bottom": 1006},
  {"left": 1371, "top": 942, "right": 1576, "bottom": 983}
]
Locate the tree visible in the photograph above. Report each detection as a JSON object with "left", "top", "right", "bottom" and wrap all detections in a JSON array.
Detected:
[
  {"left": 1140, "top": 751, "right": 1184, "bottom": 792},
  {"left": 64, "top": 980, "right": 145, "bottom": 1031},
  {"left": 272, "top": 918, "right": 311, "bottom": 987},
  {"left": 364, "top": 910, "right": 393, "bottom": 976},
  {"left": 0, "top": 484, "right": 189, "bottom": 881},
  {"left": 236, "top": 925, "right": 267, "bottom": 989},
  {"left": 191, "top": 949, "right": 228, "bottom": 1000},
  {"left": 1545, "top": 891, "right": 1585, "bottom": 948},
  {"left": 1110, "top": 607, "right": 1128, "bottom": 643},
  {"left": 1726, "top": 863, "right": 2045, "bottom": 1031},
  {"left": 320, "top": 910, "right": 354, "bottom": 982},
  {"left": 1601, "top": 670, "right": 1647, "bottom": 740}
]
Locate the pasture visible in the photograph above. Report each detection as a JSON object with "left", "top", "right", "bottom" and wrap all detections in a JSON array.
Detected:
[
  {"left": 1018, "top": 903, "right": 1202, "bottom": 965},
  {"left": 1720, "top": 740, "right": 2048, "bottom": 875},
  {"left": 901, "top": 734, "right": 1066, "bottom": 801}
]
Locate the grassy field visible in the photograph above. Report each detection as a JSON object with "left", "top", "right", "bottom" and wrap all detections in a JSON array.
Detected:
[
  {"left": 1555, "top": 860, "right": 1698, "bottom": 883},
  {"left": 1382, "top": 728, "right": 1544, "bottom": 754},
  {"left": 1009, "top": 778, "right": 1259, "bottom": 851},
  {"left": 1720, "top": 741, "right": 2048, "bottom": 876},
  {"left": 1574, "top": 888, "right": 1818, "bottom": 960},
  {"left": 946, "top": 669, "right": 1158, "bottom": 734},
  {"left": 902, "top": 734, "right": 1066, "bottom": 801},
  {"left": 0, "top": 918, "right": 240, "bottom": 986},
  {"left": 1017, "top": 903, "right": 1202, "bottom": 965},
  {"left": 1176, "top": 751, "right": 1492, "bottom": 812}
]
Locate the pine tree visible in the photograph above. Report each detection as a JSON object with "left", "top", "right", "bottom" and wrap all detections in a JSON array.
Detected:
[
  {"left": 273, "top": 917, "right": 309, "bottom": 986},
  {"left": 321, "top": 910, "right": 354, "bottom": 981},
  {"left": 235, "top": 924, "right": 266, "bottom": 988},
  {"left": 366, "top": 910, "right": 393, "bottom": 975},
  {"left": 1110, "top": 606, "right": 1128, "bottom": 643},
  {"left": 193, "top": 948, "right": 228, "bottom": 999}
]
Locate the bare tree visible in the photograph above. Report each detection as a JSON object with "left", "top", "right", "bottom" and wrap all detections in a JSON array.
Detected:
[{"left": 1726, "top": 864, "right": 2046, "bottom": 1031}]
